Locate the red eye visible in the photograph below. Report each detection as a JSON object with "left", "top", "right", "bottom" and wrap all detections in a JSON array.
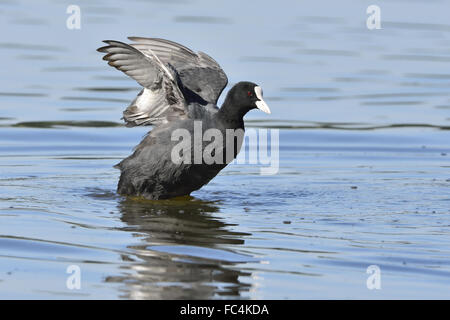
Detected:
[{"left": 247, "top": 91, "right": 252, "bottom": 97}]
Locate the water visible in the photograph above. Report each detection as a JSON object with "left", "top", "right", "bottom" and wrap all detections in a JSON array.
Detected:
[{"left": 0, "top": 0, "right": 449, "bottom": 299}]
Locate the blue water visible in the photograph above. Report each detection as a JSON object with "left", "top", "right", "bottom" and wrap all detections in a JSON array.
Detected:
[{"left": 0, "top": 0, "right": 449, "bottom": 299}]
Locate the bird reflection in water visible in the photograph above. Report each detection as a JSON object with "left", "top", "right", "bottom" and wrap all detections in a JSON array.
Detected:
[{"left": 106, "top": 196, "right": 253, "bottom": 299}]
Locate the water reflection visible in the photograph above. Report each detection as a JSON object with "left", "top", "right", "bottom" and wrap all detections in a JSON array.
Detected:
[{"left": 108, "top": 197, "right": 252, "bottom": 299}]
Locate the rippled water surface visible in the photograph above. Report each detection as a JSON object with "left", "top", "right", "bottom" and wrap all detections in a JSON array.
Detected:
[{"left": 0, "top": 0, "right": 449, "bottom": 299}]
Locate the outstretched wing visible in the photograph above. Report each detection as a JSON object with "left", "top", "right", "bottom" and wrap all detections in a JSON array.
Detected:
[
  {"left": 97, "top": 40, "right": 187, "bottom": 126},
  {"left": 128, "top": 37, "right": 228, "bottom": 105}
]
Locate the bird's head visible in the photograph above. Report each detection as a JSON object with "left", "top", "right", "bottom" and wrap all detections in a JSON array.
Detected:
[{"left": 224, "top": 81, "right": 271, "bottom": 117}]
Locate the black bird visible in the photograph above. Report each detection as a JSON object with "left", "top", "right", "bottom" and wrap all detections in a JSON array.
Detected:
[{"left": 97, "top": 37, "right": 270, "bottom": 200}]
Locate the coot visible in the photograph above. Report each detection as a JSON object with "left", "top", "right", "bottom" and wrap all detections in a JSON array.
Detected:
[{"left": 97, "top": 37, "right": 270, "bottom": 199}]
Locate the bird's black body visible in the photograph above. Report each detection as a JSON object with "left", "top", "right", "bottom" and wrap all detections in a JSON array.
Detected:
[{"left": 98, "top": 38, "right": 270, "bottom": 199}]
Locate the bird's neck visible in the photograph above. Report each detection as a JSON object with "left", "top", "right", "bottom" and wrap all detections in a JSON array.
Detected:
[{"left": 216, "top": 98, "right": 247, "bottom": 129}]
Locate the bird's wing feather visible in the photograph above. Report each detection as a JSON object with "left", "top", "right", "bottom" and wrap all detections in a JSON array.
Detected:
[
  {"left": 128, "top": 37, "right": 228, "bottom": 104},
  {"left": 97, "top": 40, "right": 187, "bottom": 127},
  {"left": 97, "top": 40, "right": 167, "bottom": 88}
]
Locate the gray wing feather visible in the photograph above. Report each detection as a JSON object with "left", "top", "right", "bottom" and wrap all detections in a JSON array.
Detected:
[
  {"left": 98, "top": 40, "right": 187, "bottom": 127},
  {"left": 128, "top": 37, "right": 228, "bottom": 104},
  {"left": 97, "top": 40, "right": 163, "bottom": 88}
]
